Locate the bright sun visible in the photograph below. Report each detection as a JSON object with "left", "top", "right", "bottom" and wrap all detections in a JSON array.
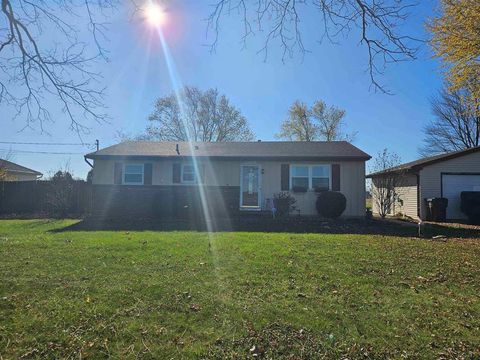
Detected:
[{"left": 145, "top": 3, "right": 166, "bottom": 27}]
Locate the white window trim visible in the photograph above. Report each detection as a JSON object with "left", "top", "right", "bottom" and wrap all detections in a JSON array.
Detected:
[
  {"left": 289, "top": 164, "right": 332, "bottom": 191},
  {"left": 123, "top": 163, "right": 144, "bottom": 185},
  {"left": 181, "top": 163, "right": 197, "bottom": 184}
]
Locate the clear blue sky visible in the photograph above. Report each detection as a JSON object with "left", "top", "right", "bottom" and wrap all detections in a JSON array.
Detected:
[{"left": 1, "top": 0, "right": 442, "bottom": 179}]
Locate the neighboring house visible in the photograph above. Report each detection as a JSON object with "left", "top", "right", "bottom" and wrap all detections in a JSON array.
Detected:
[
  {"left": 367, "top": 147, "right": 480, "bottom": 221},
  {"left": 0, "top": 159, "right": 43, "bottom": 181},
  {"left": 85, "top": 141, "right": 371, "bottom": 218}
]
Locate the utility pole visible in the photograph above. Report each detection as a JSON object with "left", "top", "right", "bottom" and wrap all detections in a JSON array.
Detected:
[{"left": 95, "top": 139, "right": 99, "bottom": 151}]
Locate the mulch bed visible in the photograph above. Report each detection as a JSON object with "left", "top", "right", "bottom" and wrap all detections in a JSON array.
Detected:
[
  {"left": 51, "top": 216, "right": 421, "bottom": 237},
  {"left": 424, "top": 221, "right": 480, "bottom": 231},
  {"left": 3, "top": 213, "right": 478, "bottom": 238}
]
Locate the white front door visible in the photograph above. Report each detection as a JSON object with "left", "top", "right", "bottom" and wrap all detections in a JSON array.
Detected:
[
  {"left": 442, "top": 174, "right": 480, "bottom": 219},
  {"left": 240, "top": 165, "right": 261, "bottom": 209}
]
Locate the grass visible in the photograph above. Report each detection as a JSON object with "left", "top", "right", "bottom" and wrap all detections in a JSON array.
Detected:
[{"left": 1, "top": 220, "right": 479, "bottom": 359}]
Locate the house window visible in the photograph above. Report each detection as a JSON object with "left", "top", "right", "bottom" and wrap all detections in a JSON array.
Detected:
[
  {"left": 291, "top": 166, "right": 309, "bottom": 189},
  {"left": 312, "top": 165, "right": 330, "bottom": 191},
  {"left": 290, "top": 165, "right": 331, "bottom": 191},
  {"left": 181, "top": 164, "right": 196, "bottom": 183},
  {"left": 124, "top": 164, "right": 144, "bottom": 185}
]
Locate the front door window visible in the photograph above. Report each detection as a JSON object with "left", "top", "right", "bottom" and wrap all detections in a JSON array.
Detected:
[{"left": 241, "top": 165, "right": 260, "bottom": 208}]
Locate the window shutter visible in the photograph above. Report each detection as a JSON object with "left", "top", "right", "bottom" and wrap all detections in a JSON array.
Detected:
[
  {"left": 144, "top": 163, "right": 152, "bottom": 185},
  {"left": 281, "top": 164, "right": 290, "bottom": 191},
  {"left": 172, "top": 163, "right": 181, "bottom": 183},
  {"left": 114, "top": 162, "right": 123, "bottom": 185},
  {"left": 331, "top": 164, "right": 340, "bottom": 191}
]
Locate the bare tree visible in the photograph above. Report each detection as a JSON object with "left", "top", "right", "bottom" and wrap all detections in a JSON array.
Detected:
[
  {"left": 115, "top": 129, "right": 155, "bottom": 143},
  {"left": 0, "top": 0, "right": 124, "bottom": 133},
  {"left": 207, "top": 0, "right": 420, "bottom": 93},
  {"left": 312, "top": 100, "right": 357, "bottom": 142},
  {"left": 370, "top": 149, "right": 405, "bottom": 218},
  {"left": 46, "top": 163, "right": 75, "bottom": 217},
  {"left": 420, "top": 85, "right": 480, "bottom": 156},
  {"left": 276, "top": 99, "right": 355, "bottom": 141},
  {"left": 146, "top": 86, "right": 255, "bottom": 142},
  {"left": 276, "top": 101, "right": 316, "bottom": 141}
]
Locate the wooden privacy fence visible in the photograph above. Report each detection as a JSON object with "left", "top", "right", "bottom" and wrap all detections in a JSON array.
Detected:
[{"left": 0, "top": 180, "right": 92, "bottom": 215}]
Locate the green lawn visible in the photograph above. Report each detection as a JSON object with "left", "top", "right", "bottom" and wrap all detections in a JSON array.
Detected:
[{"left": 1, "top": 220, "right": 479, "bottom": 359}]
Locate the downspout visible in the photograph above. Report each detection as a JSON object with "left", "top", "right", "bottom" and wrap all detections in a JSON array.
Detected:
[
  {"left": 84, "top": 156, "right": 94, "bottom": 214},
  {"left": 416, "top": 173, "right": 421, "bottom": 219},
  {"left": 84, "top": 156, "right": 93, "bottom": 168}
]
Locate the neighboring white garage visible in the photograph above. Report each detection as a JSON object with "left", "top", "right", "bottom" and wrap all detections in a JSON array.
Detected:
[
  {"left": 442, "top": 174, "right": 480, "bottom": 220},
  {"left": 368, "top": 146, "right": 480, "bottom": 221}
]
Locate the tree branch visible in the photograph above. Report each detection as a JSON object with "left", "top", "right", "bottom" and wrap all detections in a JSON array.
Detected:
[
  {"left": 0, "top": 0, "right": 115, "bottom": 134},
  {"left": 207, "top": 0, "right": 421, "bottom": 93}
]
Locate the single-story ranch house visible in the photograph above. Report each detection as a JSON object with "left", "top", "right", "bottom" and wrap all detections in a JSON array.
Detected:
[
  {"left": 367, "top": 146, "right": 480, "bottom": 221},
  {"left": 85, "top": 141, "right": 370, "bottom": 218}
]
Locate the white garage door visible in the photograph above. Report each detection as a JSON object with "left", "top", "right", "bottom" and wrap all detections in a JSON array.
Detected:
[{"left": 442, "top": 174, "right": 480, "bottom": 219}]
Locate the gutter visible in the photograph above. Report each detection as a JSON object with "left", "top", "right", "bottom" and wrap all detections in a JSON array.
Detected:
[
  {"left": 366, "top": 168, "right": 418, "bottom": 178},
  {"left": 6, "top": 169, "right": 43, "bottom": 179},
  {"left": 85, "top": 155, "right": 372, "bottom": 162}
]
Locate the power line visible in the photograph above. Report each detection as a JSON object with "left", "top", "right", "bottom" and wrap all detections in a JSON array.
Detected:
[
  {"left": 0, "top": 141, "right": 94, "bottom": 146},
  {"left": 0, "top": 148, "right": 85, "bottom": 155}
]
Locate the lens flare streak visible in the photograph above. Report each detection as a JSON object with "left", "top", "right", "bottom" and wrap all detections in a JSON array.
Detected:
[{"left": 153, "top": 25, "right": 230, "bottom": 287}]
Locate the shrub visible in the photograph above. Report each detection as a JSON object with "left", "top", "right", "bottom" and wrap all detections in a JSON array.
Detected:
[
  {"left": 47, "top": 170, "right": 75, "bottom": 217},
  {"left": 461, "top": 191, "right": 480, "bottom": 224},
  {"left": 316, "top": 191, "right": 347, "bottom": 218},
  {"left": 273, "top": 192, "right": 296, "bottom": 217},
  {"left": 468, "top": 206, "right": 480, "bottom": 225}
]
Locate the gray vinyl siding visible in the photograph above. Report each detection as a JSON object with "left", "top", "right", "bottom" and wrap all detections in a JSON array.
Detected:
[
  {"left": 371, "top": 174, "right": 418, "bottom": 219},
  {"left": 393, "top": 174, "right": 418, "bottom": 219},
  {"left": 418, "top": 151, "right": 480, "bottom": 220}
]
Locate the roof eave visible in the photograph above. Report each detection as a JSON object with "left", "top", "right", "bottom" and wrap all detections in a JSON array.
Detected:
[
  {"left": 414, "top": 147, "right": 480, "bottom": 169},
  {"left": 366, "top": 168, "right": 418, "bottom": 178},
  {"left": 367, "top": 146, "right": 480, "bottom": 178},
  {"left": 6, "top": 169, "right": 43, "bottom": 175},
  {"left": 86, "top": 154, "right": 371, "bottom": 161}
]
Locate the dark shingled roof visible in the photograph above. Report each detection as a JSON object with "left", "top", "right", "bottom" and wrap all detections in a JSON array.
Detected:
[
  {"left": 367, "top": 146, "right": 480, "bottom": 178},
  {"left": 0, "top": 159, "right": 42, "bottom": 175},
  {"left": 86, "top": 141, "right": 371, "bottom": 161}
]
